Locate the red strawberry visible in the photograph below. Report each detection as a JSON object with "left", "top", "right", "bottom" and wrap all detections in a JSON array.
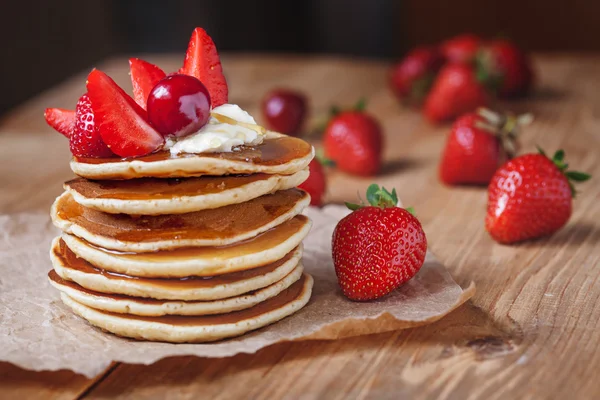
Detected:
[
  {"left": 323, "top": 105, "right": 383, "bottom": 176},
  {"left": 179, "top": 27, "right": 228, "bottom": 107},
  {"left": 486, "top": 149, "right": 590, "bottom": 244},
  {"left": 389, "top": 46, "right": 444, "bottom": 106},
  {"left": 439, "top": 108, "right": 532, "bottom": 185},
  {"left": 424, "top": 63, "right": 490, "bottom": 123},
  {"left": 44, "top": 108, "right": 75, "bottom": 138},
  {"left": 129, "top": 58, "right": 166, "bottom": 109},
  {"left": 481, "top": 39, "right": 534, "bottom": 98},
  {"left": 70, "top": 94, "right": 114, "bottom": 158},
  {"left": 298, "top": 158, "right": 326, "bottom": 206},
  {"left": 441, "top": 34, "right": 482, "bottom": 64},
  {"left": 86, "top": 69, "right": 164, "bottom": 158},
  {"left": 332, "top": 185, "right": 427, "bottom": 301}
]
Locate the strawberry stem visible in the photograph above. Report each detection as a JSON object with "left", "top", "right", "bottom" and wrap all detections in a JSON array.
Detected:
[{"left": 474, "top": 108, "right": 532, "bottom": 159}]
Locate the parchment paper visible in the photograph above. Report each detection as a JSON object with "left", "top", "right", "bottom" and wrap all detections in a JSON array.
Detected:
[{"left": 0, "top": 205, "right": 474, "bottom": 378}]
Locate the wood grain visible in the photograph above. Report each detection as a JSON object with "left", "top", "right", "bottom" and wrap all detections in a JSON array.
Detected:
[{"left": 1, "top": 54, "right": 599, "bottom": 399}]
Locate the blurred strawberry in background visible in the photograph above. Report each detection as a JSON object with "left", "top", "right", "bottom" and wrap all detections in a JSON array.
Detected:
[
  {"left": 389, "top": 47, "right": 444, "bottom": 106},
  {"left": 480, "top": 39, "right": 534, "bottom": 98},
  {"left": 262, "top": 89, "right": 307, "bottom": 136},
  {"left": 298, "top": 158, "right": 327, "bottom": 206},
  {"left": 390, "top": 33, "right": 535, "bottom": 124},
  {"left": 424, "top": 63, "right": 490, "bottom": 122},
  {"left": 441, "top": 34, "right": 482, "bottom": 64},
  {"left": 323, "top": 101, "right": 383, "bottom": 177}
]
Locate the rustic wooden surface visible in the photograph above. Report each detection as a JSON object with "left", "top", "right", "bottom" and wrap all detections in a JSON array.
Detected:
[{"left": 1, "top": 54, "right": 599, "bottom": 399}]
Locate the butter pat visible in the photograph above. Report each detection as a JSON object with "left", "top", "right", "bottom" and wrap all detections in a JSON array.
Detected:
[{"left": 166, "top": 104, "right": 264, "bottom": 154}]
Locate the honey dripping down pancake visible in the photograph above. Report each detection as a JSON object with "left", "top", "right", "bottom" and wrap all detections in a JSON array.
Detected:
[
  {"left": 70, "top": 133, "right": 314, "bottom": 180},
  {"left": 48, "top": 265, "right": 304, "bottom": 316},
  {"left": 59, "top": 274, "right": 314, "bottom": 343},
  {"left": 50, "top": 237, "right": 304, "bottom": 301},
  {"left": 51, "top": 189, "right": 310, "bottom": 252},
  {"left": 64, "top": 169, "right": 309, "bottom": 215},
  {"left": 60, "top": 215, "right": 312, "bottom": 278}
]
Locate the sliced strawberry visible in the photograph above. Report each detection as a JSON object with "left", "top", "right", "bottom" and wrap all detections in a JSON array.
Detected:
[
  {"left": 129, "top": 58, "right": 166, "bottom": 109},
  {"left": 44, "top": 108, "right": 75, "bottom": 138},
  {"left": 70, "top": 94, "right": 114, "bottom": 158},
  {"left": 179, "top": 27, "right": 228, "bottom": 107},
  {"left": 86, "top": 69, "right": 164, "bottom": 158}
]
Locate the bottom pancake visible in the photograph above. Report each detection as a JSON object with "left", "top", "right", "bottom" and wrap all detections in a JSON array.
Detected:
[
  {"left": 48, "top": 265, "right": 303, "bottom": 316},
  {"left": 59, "top": 274, "right": 313, "bottom": 343}
]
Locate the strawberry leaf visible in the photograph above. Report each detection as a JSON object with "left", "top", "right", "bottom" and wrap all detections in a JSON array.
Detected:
[
  {"left": 405, "top": 207, "right": 415, "bottom": 215},
  {"left": 566, "top": 171, "right": 591, "bottom": 182},
  {"left": 553, "top": 149, "right": 565, "bottom": 161},
  {"left": 536, "top": 145, "right": 547, "bottom": 157},
  {"left": 354, "top": 97, "right": 367, "bottom": 112},
  {"left": 366, "top": 184, "right": 380, "bottom": 206},
  {"left": 391, "top": 188, "right": 398, "bottom": 205},
  {"left": 345, "top": 202, "right": 363, "bottom": 211},
  {"left": 330, "top": 105, "right": 341, "bottom": 117}
]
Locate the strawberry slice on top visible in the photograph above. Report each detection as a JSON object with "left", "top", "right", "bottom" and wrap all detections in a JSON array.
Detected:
[
  {"left": 129, "top": 58, "right": 166, "bottom": 109},
  {"left": 179, "top": 27, "right": 228, "bottom": 107},
  {"left": 86, "top": 69, "right": 164, "bottom": 158},
  {"left": 44, "top": 108, "right": 76, "bottom": 138},
  {"left": 70, "top": 93, "right": 114, "bottom": 158}
]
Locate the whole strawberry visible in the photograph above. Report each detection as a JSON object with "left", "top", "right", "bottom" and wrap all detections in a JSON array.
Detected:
[
  {"left": 481, "top": 39, "right": 534, "bottom": 98},
  {"left": 441, "top": 34, "right": 482, "bottom": 64},
  {"left": 298, "top": 158, "right": 327, "bottom": 206},
  {"left": 439, "top": 108, "right": 533, "bottom": 185},
  {"left": 389, "top": 46, "right": 444, "bottom": 106},
  {"left": 71, "top": 93, "right": 114, "bottom": 158},
  {"left": 323, "top": 101, "right": 383, "bottom": 176},
  {"left": 486, "top": 148, "right": 590, "bottom": 244},
  {"left": 424, "top": 63, "right": 490, "bottom": 123},
  {"left": 332, "top": 185, "right": 427, "bottom": 301}
]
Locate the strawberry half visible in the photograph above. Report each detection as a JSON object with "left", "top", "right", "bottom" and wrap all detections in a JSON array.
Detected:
[
  {"left": 70, "top": 93, "right": 114, "bottom": 158},
  {"left": 179, "top": 27, "right": 228, "bottom": 107},
  {"left": 44, "top": 108, "right": 76, "bottom": 138},
  {"left": 129, "top": 58, "right": 166, "bottom": 109},
  {"left": 86, "top": 69, "right": 164, "bottom": 158}
]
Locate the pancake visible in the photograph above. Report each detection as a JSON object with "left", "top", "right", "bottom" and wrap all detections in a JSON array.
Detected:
[
  {"left": 51, "top": 189, "right": 310, "bottom": 252},
  {"left": 61, "top": 215, "right": 312, "bottom": 278},
  {"left": 59, "top": 273, "right": 312, "bottom": 343},
  {"left": 48, "top": 265, "right": 304, "bottom": 316},
  {"left": 51, "top": 237, "right": 303, "bottom": 300},
  {"left": 70, "top": 133, "right": 314, "bottom": 180},
  {"left": 64, "top": 169, "right": 309, "bottom": 215}
]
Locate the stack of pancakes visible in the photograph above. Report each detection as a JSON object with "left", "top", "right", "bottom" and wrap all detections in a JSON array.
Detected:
[{"left": 48, "top": 133, "right": 315, "bottom": 343}]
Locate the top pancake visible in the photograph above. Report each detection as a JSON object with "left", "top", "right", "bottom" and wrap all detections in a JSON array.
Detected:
[{"left": 70, "top": 133, "right": 314, "bottom": 180}]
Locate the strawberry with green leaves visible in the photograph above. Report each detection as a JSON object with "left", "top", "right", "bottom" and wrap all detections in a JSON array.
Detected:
[
  {"left": 486, "top": 148, "right": 591, "bottom": 244},
  {"left": 332, "top": 185, "right": 427, "bottom": 301}
]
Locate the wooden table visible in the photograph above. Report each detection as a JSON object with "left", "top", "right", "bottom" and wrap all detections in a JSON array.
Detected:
[{"left": 1, "top": 54, "right": 599, "bottom": 399}]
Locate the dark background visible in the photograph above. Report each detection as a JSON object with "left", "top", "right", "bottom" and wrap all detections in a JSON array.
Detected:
[{"left": 2, "top": 0, "right": 599, "bottom": 117}]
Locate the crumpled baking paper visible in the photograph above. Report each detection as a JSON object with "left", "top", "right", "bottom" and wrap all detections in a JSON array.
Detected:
[{"left": 0, "top": 205, "right": 474, "bottom": 378}]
